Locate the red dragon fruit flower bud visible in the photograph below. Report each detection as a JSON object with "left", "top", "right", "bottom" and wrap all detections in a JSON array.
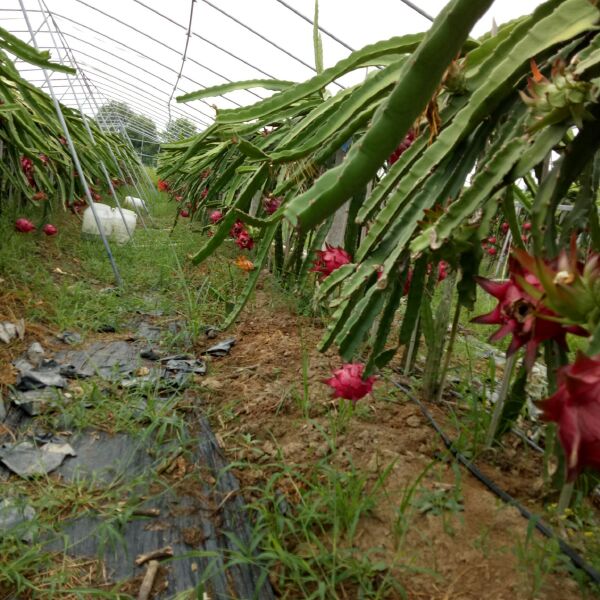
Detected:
[
  {"left": 42, "top": 223, "right": 58, "bottom": 236},
  {"left": 15, "top": 218, "right": 36, "bottom": 233},
  {"left": 324, "top": 363, "right": 376, "bottom": 402},
  {"left": 235, "top": 230, "right": 254, "bottom": 250},
  {"left": 310, "top": 244, "right": 352, "bottom": 280},
  {"left": 210, "top": 210, "right": 223, "bottom": 224},
  {"left": 263, "top": 196, "right": 282, "bottom": 215},
  {"left": 539, "top": 352, "right": 600, "bottom": 481}
]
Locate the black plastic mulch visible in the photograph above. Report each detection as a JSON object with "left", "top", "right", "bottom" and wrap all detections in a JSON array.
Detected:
[{"left": 1, "top": 333, "right": 274, "bottom": 599}]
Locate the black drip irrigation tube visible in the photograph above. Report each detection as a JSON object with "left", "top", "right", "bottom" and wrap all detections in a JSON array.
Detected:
[{"left": 388, "top": 378, "right": 600, "bottom": 585}]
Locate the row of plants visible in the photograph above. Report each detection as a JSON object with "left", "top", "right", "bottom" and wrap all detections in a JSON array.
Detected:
[
  {"left": 0, "top": 27, "right": 142, "bottom": 231},
  {"left": 158, "top": 0, "right": 600, "bottom": 512}
]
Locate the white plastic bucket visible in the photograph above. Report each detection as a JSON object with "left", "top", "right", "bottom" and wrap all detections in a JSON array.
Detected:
[
  {"left": 124, "top": 195, "right": 147, "bottom": 211},
  {"left": 111, "top": 208, "right": 137, "bottom": 244},
  {"left": 81, "top": 203, "right": 114, "bottom": 240}
]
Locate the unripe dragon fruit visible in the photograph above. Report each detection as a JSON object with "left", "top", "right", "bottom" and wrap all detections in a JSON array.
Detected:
[{"left": 324, "top": 363, "right": 376, "bottom": 402}]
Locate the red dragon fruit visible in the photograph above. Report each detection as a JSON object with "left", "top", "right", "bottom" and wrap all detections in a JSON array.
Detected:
[
  {"left": 388, "top": 130, "right": 416, "bottom": 166},
  {"left": 230, "top": 219, "right": 246, "bottom": 239},
  {"left": 324, "top": 363, "right": 376, "bottom": 402},
  {"left": 42, "top": 224, "right": 58, "bottom": 236},
  {"left": 15, "top": 218, "right": 35, "bottom": 233},
  {"left": 539, "top": 352, "right": 600, "bottom": 481},
  {"left": 200, "top": 188, "right": 208, "bottom": 200},
  {"left": 311, "top": 244, "right": 352, "bottom": 279},
  {"left": 20, "top": 156, "right": 35, "bottom": 187},
  {"left": 235, "top": 230, "right": 254, "bottom": 250},
  {"left": 157, "top": 179, "right": 169, "bottom": 192},
  {"left": 180, "top": 209, "right": 190, "bottom": 218},
  {"left": 263, "top": 196, "right": 282, "bottom": 215},
  {"left": 210, "top": 210, "right": 223, "bottom": 224}
]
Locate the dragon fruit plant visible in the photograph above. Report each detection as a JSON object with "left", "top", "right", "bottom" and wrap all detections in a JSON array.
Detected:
[{"left": 159, "top": 0, "right": 600, "bottom": 511}]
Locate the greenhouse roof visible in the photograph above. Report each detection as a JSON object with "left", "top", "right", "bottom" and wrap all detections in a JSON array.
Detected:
[{"left": 3, "top": 0, "right": 542, "bottom": 140}]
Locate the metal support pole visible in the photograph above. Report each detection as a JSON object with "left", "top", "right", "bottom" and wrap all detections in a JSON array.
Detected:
[
  {"left": 18, "top": 0, "right": 123, "bottom": 287},
  {"left": 48, "top": 27, "right": 152, "bottom": 225},
  {"left": 36, "top": 0, "right": 135, "bottom": 241}
]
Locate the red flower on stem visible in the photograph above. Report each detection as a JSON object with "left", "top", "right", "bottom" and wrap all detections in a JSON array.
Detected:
[
  {"left": 539, "top": 353, "right": 600, "bottom": 481},
  {"left": 472, "top": 260, "right": 587, "bottom": 368},
  {"left": 324, "top": 363, "right": 376, "bottom": 402},
  {"left": 311, "top": 244, "right": 352, "bottom": 280}
]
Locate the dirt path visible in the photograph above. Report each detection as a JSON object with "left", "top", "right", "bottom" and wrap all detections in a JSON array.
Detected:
[{"left": 199, "top": 285, "right": 590, "bottom": 599}]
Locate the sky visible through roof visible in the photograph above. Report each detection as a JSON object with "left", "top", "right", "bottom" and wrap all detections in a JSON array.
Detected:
[{"left": 2, "top": 0, "right": 543, "bottom": 141}]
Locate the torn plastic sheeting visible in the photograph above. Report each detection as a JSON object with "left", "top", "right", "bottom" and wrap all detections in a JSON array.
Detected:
[
  {"left": 55, "top": 341, "right": 141, "bottom": 380},
  {"left": 162, "top": 356, "right": 206, "bottom": 375},
  {"left": 120, "top": 369, "right": 192, "bottom": 390},
  {"left": 55, "top": 431, "right": 155, "bottom": 485},
  {"left": 203, "top": 337, "right": 236, "bottom": 357},
  {"left": 11, "top": 387, "right": 65, "bottom": 416},
  {"left": 0, "top": 319, "right": 25, "bottom": 344},
  {"left": 14, "top": 358, "right": 67, "bottom": 390},
  {"left": 26, "top": 342, "right": 45, "bottom": 366},
  {"left": 0, "top": 498, "right": 36, "bottom": 542},
  {"left": 0, "top": 440, "right": 76, "bottom": 477},
  {"left": 45, "top": 425, "right": 275, "bottom": 598},
  {"left": 56, "top": 331, "right": 83, "bottom": 345},
  {"left": 134, "top": 321, "right": 162, "bottom": 342}
]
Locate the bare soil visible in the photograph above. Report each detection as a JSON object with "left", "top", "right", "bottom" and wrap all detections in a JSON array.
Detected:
[{"left": 196, "top": 280, "right": 591, "bottom": 600}]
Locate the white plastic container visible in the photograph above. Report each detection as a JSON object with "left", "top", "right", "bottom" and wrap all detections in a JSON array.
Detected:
[
  {"left": 81, "top": 203, "right": 114, "bottom": 240},
  {"left": 111, "top": 208, "right": 137, "bottom": 244},
  {"left": 124, "top": 195, "right": 147, "bottom": 211}
]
